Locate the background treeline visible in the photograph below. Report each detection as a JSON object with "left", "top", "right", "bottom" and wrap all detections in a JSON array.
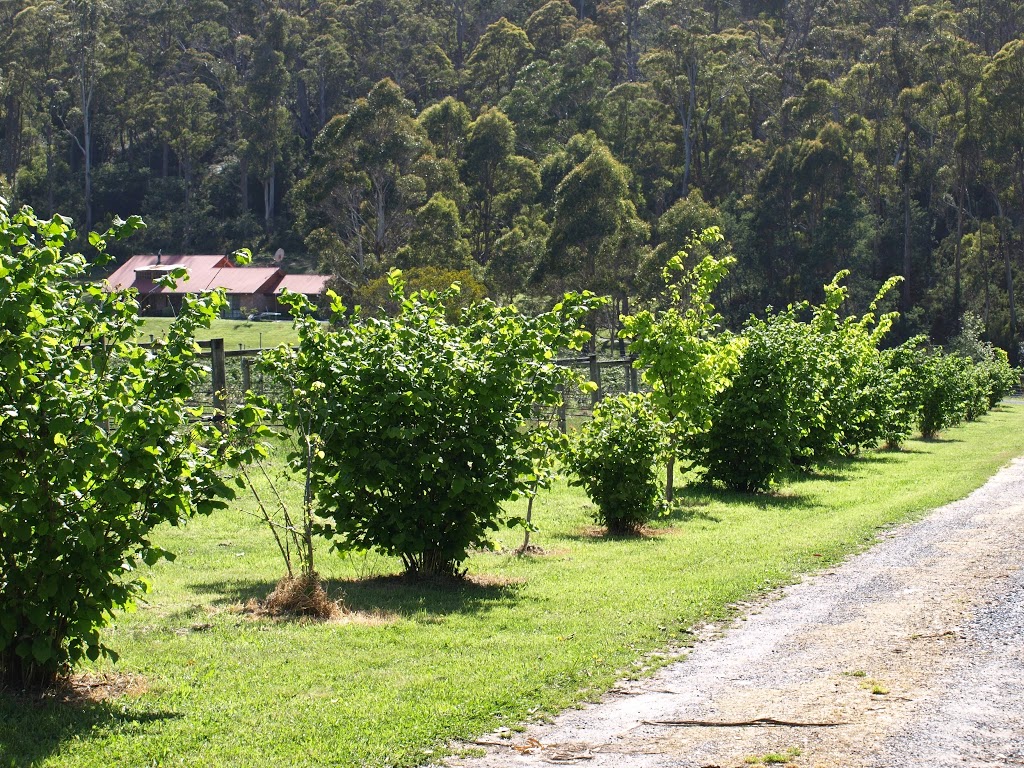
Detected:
[{"left": 2, "top": 0, "right": 1023, "bottom": 357}]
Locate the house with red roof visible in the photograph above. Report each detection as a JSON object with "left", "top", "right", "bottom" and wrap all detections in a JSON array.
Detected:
[{"left": 104, "top": 254, "right": 331, "bottom": 318}]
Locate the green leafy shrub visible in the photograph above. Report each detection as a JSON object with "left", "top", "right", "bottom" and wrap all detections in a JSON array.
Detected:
[
  {"left": 621, "top": 228, "right": 742, "bottom": 501},
  {"left": 355, "top": 266, "right": 488, "bottom": 322},
  {"left": 947, "top": 311, "right": 1020, "bottom": 411},
  {"left": 876, "top": 340, "right": 927, "bottom": 448},
  {"left": 963, "top": 359, "right": 991, "bottom": 421},
  {"left": 695, "top": 274, "right": 902, "bottom": 490},
  {"left": 982, "top": 348, "right": 1021, "bottom": 407},
  {"left": 694, "top": 310, "right": 814, "bottom": 492},
  {"left": 565, "top": 394, "right": 665, "bottom": 534},
  {"left": 794, "top": 273, "right": 901, "bottom": 463},
  {"left": 918, "top": 351, "right": 971, "bottom": 438},
  {"left": 0, "top": 201, "right": 246, "bottom": 689},
  {"left": 259, "top": 272, "right": 601, "bottom": 577}
]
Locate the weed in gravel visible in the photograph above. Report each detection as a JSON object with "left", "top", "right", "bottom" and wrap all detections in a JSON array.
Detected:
[{"left": 745, "top": 748, "right": 800, "bottom": 764}]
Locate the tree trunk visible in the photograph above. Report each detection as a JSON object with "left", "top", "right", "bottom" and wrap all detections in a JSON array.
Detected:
[
  {"left": 45, "top": 121, "right": 55, "bottom": 214},
  {"left": 680, "top": 59, "right": 698, "bottom": 197},
  {"left": 900, "top": 131, "right": 912, "bottom": 315},
  {"left": 295, "top": 78, "right": 313, "bottom": 148},
  {"left": 954, "top": 167, "right": 965, "bottom": 322},
  {"left": 263, "top": 166, "right": 275, "bottom": 232},
  {"left": 80, "top": 72, "right": 93, "bottom": 231},
  {"left": 1005, "top": 230, "right": 1017, "bottom": 347},
  {"left": 240, "top": 154, "right": 249, "bottom": 213},
  {"left": 665, "top": 453, "right": 675, "bottom": 503},
  {"left": 619, "top": 293, "right": 629, "bottom": 357}
]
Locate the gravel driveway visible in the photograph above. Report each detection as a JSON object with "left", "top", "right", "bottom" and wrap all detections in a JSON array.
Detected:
[{"left": 448, "top": 457, "right": 1024, "bottom": 768}]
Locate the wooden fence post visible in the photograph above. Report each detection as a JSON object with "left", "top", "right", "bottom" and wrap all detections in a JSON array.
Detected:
[
  {"left": 589, "top": 354, "right": 601, "bottom": 407},
  {"left": 558, "top": 385, "right": 568, "bottom": 434},
  {"left": 210, "top": 338, "right": 227, "bottom": 420},
  {"left": 241, "top": 356, "right": 252, "bottom": 393}
]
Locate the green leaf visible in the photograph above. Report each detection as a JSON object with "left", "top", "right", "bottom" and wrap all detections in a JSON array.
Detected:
[{"left": 32, "top": 637, "right": 53, "bottom": 663}]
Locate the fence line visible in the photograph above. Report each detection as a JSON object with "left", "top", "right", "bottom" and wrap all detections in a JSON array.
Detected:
[{"left": 190, "top": 340, "right": 640, "bottom": 430}]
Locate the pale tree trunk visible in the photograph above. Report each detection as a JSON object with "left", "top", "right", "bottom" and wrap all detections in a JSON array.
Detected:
[
  {"left": 263, "top": 165, "right": 275, "bottom": 232},
  {"left": 679, "top": 58, "right": 698, "bottom": 197},
  {"left": 954, "top": 165, "right": 965, "bottom": 321},
  {"left": 240, "top": 154, "right": 249, "bottom": 213},
  {"left": 900, "top": 131, "right": 913, "bottom": 315},
  {"left": 79, "top": 65, "right": 94, "bottom": 231},
  {"left": 994, "top": 194, "right": 1018, "bottom": 348},
  {"left": 665, "top": 455, "right": 675, "bottom": 503}
]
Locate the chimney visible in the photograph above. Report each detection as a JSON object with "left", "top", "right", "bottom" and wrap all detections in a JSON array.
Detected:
[{"left": 156, "top": 249, "right": 162, "bottom": 265}]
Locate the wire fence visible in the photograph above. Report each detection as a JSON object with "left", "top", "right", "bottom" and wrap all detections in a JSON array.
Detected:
[{"left": 192, "top": 339, "right": 642, "bottom": 430}]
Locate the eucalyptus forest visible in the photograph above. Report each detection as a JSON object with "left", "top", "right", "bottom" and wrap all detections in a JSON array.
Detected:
[{"left": 2, "top": 0, "right": 1023, "bottom": 356}]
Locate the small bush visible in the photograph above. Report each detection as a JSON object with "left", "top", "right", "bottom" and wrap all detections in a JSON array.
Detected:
[
  {"left": 918, "top": 351, "right": 971, "bottom": 438},
  {"left": 876, "top": 341, "right": 927, "bottom": 448},
  {"left": 794, "top": 273, "right": 901, "bottom": 462},
  {"left": 696, "top": 274, "right": 901, "bottom": 491},
  {"left": 565, "top": 394, "right": 665, "bottom": 534},
  {"left": 694, "top": 311, "right": 812, "bottom": 492},
  {"left": 260, "top": 273, "right": 601, "bottom": 577},
  {"left": 621, "top": 231, "right": 742, "bottom": 501},
  {"left": 980, "top": 348, "right": 1020, "bottom": 408},
  {"left": 0, "top": 202, "right": 246, "bottom": 689}
]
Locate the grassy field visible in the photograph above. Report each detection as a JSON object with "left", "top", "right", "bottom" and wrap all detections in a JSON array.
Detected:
[
  {"left": 137, "top": 317, "right": 301, "bottom": 348},
  {"left": 3, "top": 402, "right": 1024, "bottom": 767}
]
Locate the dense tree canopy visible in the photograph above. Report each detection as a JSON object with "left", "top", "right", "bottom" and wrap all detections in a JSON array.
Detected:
[{"left": 2, "top": 0, "right": 1024, "bottom": 356}]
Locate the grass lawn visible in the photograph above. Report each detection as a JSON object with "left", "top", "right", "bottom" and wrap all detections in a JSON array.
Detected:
[
  {"left": 136, "top": 317, "right": 301, "bottom": 349},
  {"left": 3, "top": 402, "right": 1024, "bottom": 767}
]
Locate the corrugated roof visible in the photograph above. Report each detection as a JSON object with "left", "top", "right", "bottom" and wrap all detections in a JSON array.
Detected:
[
  {"left": 274, "top": 274, "right": 331, "bottom": 295},
  {"left": 105, "top": 254, "right": 234, "bottom": 294},
  {"left": 212, "top": 267, "right": 283, "bottom": 294},
  {"left": 104, "top": 255, "right": 330, "bottom": 297}
]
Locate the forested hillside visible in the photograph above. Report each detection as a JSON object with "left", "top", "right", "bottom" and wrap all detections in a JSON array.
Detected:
[{"left": 1, "top": 0, "right": 1022, "bottom": 355}]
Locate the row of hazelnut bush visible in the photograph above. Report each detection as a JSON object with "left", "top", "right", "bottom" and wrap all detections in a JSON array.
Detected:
[{"left": 567, "top": 240, "right": 1020, "bottom": 533}]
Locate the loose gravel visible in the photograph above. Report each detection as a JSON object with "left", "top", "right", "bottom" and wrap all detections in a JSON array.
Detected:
[{"left": 447, "top": 457, "right": 1024, "bottom": 768}]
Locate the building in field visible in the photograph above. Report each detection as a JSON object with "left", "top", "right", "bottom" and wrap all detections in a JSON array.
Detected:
[{"left": 103, "top": 254, "right": 331, "bottom": 318}]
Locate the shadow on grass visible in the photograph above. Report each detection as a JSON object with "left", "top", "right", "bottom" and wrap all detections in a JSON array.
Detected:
[
  {"left": 681, "top": 482, "right": 817, "bottom": 510},
  {"left": 558, "top": 526, "right": 674, "bottom": 543},
  {"left": 658, "top": 499, "right": 722, "bottom": 524},
  {"left": 0, "top": 692, "right": 179, "bottom": 765},
  {"left": 189, "top": 574, "right": 523, "bottom": 619},
  {"left": 790, "top": 450, "right": 919, "bottom": 483}
]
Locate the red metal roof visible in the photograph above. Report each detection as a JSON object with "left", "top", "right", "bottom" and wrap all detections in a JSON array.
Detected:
[
  {"left": 274, "top": 274, "right": 331, "bottom": 295},
  {"left": 105, "top": 254, "right": 235, "bottom": 294},
  {"left": 212, "top": 267, "right": 283, "bottom": 294},
  {"left": 104, "top": 255, "right": 330, "bottom": 298}
]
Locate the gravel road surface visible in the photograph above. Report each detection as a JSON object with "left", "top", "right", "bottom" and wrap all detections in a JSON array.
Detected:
[{"left": 448, "top": 457, "right": 1024, "bottom": 768}]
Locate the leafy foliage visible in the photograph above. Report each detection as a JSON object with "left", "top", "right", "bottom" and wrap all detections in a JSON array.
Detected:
[
  {"left": 876, "top": 340, "right": 928, "bottom": 448},
  {"left": 259, "top": 273, "right": 602, "bottom": 576},
  {"left": 0, "top": 201, "right": 248, "bottom": 689},
  {"left": 918, "top": 351, "right": 976, "bottom": 439},
  {"left": 4, "top": 0, "right": 1024, "bottom": 358},
  {"left": 792, "top": 273, "right": 902, "bottom": 463},
  {"left": 695, "top": 273, "right": 905, "bottom": 491},
  {"left": 694, "top": 310, "right": 816, "bottom": 492},
  {"left": 621, "top": 228, "right": 742, "bottom": 500},
  {"left": 565, "top": 393, "right": 666, "bottom": 534}
]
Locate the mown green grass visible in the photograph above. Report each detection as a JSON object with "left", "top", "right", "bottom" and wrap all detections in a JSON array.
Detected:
[
  {"left": 136, "top": 317, "right": 301, "bottom": 348},
  {"left": 3, "top": 402, "right": 1024, "bottom": 768}
]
